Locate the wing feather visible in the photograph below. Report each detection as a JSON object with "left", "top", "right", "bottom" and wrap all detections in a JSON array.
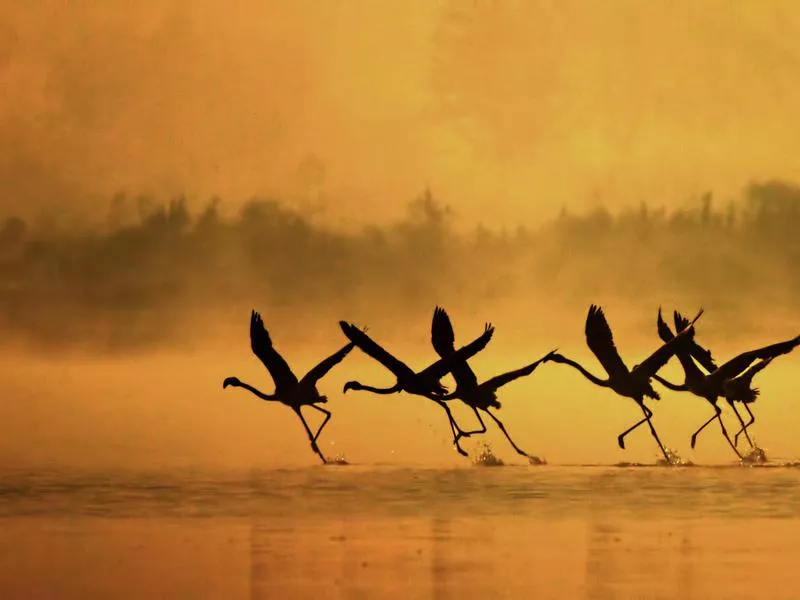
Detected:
[
  {"left": 339, "top": 321, "right": 415, "bottom": 379},
  {"left": 656, "top": 307, "right": 674, "bottom": 344},
  {"left": 301, "top": 342, "right": 355, "bottom": 386},
  {"left": 250, "top": 311, "right": 298, "bottom": 389},
  {"left": 431, "top": 306, "right": 456, "bottom": 356},
  {"left": 585, "top": 305, "right": 629, "bottom": 378},
  {"left": 636, "top": 309, "right": 703, "bottom": 377},
  {"left": 420, "top": 323, "right": 494, "bottom": 381},
  {"left": 713, "top": 335, "right": 800, "bottom": 381},
  {"left": 430, "top": 306, "right": 479, "bottom": 389},
  {"left": 673, "top": 310, "right": 717, "bottom": 372},
  {"left": 482, "top": 350, "right": 555, "bottom": 390}
]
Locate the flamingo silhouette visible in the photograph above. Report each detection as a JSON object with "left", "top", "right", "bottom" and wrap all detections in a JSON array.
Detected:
[
  {"left": 339, "top": 319, "right": 495, "bottom": 456},
  {"left": 548, "top": 304, "right": 703, "bottom": 463},
  {"left": 666, "top": 311, "right": 780, "bottom": 447},
  {"left": 725, "top": 358, "right": 773, "bottom": 447},
  {"left": 223, "top": 310, "right": 354, "bottom": 464},
  {"left": 653, "top": 309, "right": 798, "bottom": 455},
  {"left": 429, "top": 306, "right": 556, "bottom": 459},
  {"left": 675, "top": 311, "right": 775, "bottom": 448}
]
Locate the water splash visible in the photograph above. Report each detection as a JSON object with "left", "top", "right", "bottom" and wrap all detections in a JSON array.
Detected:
[
  {"left": 655, "top": 448, "right": 694, "bottom": 467},
  {"left": 327, "top": 454, "right": 350, "bottom": 466},
  {"left": 528, "top": 455, "right": 547, "bottom": 466},
  {"left": 471, "top": 442, "right": 504, "bottom": 467},
  {"left": 741, "top": 445, "right": 769, "bottom": 465}
]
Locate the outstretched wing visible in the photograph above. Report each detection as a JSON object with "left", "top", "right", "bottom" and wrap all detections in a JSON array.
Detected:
[
  {"left": 736, "top": 357, "right": 773, "bottom": 386},
  {"left": 636, "top": 309, "right": 703, "bottom": 378},
  {"left": 431, "top": 306, "right": 456, "bottom": 356},
  {"left": 339, "top": 321, "right": 416, "bottom": 379},
  {"left": 430, "top": 306, "right": 479, "bottom": 389},
  {"left": 656, "top": 307, "right": 674, "bottom": 343},
  {"left": 724, "top": 357, "right": 773, "bottom": 403},
  {"left": 585, "top": 305, "right": 629, "bottom": 379},
  {"left": 674, "top": 310, "right": 717, "bottom": 372},
  {"left": 250, "top": 311, "right": 298, "bottom": 388},
  {"left": 301, "top": 342, "right": 355, "bottom": 386},
  {"left": 713, "top": 335, "right": 800, "bottom": 381},
  {"left": 420, "top": 323, "right": 495, "bottom": 381},
  {"left": 482, "top": 349, "right": 556, "bottom": 391}
]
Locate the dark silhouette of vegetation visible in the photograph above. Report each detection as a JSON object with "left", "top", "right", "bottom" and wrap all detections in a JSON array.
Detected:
[{"left": 2, "top": 180, "right": 800, "bottom": 351}]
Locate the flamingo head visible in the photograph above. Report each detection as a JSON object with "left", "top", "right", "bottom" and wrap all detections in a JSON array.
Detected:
[
  {"left": 223, "top": 377, "right": 241, "bottom": 389},
  {"left": 343, "top": 381, "right": 362, "bottom": 393}
]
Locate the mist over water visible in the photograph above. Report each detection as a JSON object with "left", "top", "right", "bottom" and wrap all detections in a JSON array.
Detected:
[
  {"left": 3, "top": 182, "right": 800, "bottom": 474},
  {"left": 2, "top": 180, "right": 800, "bottom": 353}
]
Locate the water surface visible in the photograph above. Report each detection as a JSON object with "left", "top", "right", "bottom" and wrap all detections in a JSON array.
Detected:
[{"left": 2, "top": 464, "right": 799, "bottom": 599}]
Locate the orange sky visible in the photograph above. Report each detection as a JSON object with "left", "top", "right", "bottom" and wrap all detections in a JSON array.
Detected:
[
  {"left": 2, "top": 1, "right": 800, "bottom": 227},
  {"left": 3, "top": 3, "right": 800, "bottom": 470}
]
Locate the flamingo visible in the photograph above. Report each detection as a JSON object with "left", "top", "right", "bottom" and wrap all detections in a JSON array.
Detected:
[
  {"left": 653, "top": 309, "right": 798, "bottom": 455},
  {"left": 548, "top": 304, "right": 703, "bottom": 463},
  {"left": 223, "top": 310, "right": 354, "bottom": 464},
  {"left": 726, "top": 358, "right": 773, "bottom": 447},
  {"left": 429, "top": 306, "right": 556, "bottom": 459},
  {"left": 339, "top": 319, "right": 494, "bottom": 456},
  {"left": 666, "top": 311, "right": 782, "bottom": 447}
]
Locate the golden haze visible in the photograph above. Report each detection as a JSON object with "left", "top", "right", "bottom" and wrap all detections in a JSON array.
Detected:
[
  {"left": 2, "top": 1, "right": 800, "bottom": 226},
  {"left": 2, "top": 2, "right": 800, "bottom": 470}
]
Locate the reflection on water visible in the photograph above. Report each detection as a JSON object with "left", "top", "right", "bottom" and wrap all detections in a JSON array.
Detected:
[{"left": 2, "top": 465, "right": 800, "bottom": 599}]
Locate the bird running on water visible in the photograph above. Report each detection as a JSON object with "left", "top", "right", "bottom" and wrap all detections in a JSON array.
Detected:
[
  {"left": 549, "top": 304, "right": 703, "bottom": 463},
  {"left": 223, "top": 310, "right": 354, "bottom": 464},
  {"left": 339, "top": 318, "right": 495, "bottom": 456},
  {"left": 429, "top": 306, "right": 556, "bottom": 460}
]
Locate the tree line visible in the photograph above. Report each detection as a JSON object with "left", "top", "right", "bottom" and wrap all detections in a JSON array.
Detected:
[{"left": 1, "top": 180, "right": 798, "bottom": 351}]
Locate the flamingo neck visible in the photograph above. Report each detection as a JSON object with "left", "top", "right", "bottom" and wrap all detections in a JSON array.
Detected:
[
  {"left": 357, "top": 383, "right": 401, "bottom": 395},
  {"left": 234, "top": 381, "right": 278, "bottom": 401},
  {"left": 557, "top": 357, "right": 609, "bottom": 387}
]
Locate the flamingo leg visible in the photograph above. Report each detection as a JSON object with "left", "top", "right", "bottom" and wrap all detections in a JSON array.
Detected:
[
  {"left": 617, "top": 415, "right": 649, "bottom": 449},
  {"left": 454, "top": 406, "right": 488, "bottom": 443},
  {"left": 691, "top": 404, "right": 743, "bottom": 460},
  {"left": 726, "top": 399, "right": 754, "bottom": 449},
  {"left": 430, "top": 398, "right": 470, "bottom": 457},
  {"left": 308, "top": 404, "right": 332, "bottom": 443},
  {"left": 690, "top": 410, "right": 719, "bottom": 449},
  {"left": 616, "top": 404, "right": 670, "bottom": 463},
  {"left": 734, "top": 404, "right": 757, "bottom": 447},
  {"left": 642, "top": 408, "right": 671, "bottom": 464},
  {"left": 715, "top": 409, "right": 743, "bottom": 460},
  {"left": 483, "top": 408, "right": 532, "bottom": 458},
  {"left": 293, "top": 407, "right": 327, "bottom": 464},
  {"left": 617, "top": 403, "right": 656, "bottom": 449}
]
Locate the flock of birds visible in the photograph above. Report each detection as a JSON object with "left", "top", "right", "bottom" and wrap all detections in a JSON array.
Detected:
[{"left": 222, "top": 306, "right": 800, "bottom": 465}]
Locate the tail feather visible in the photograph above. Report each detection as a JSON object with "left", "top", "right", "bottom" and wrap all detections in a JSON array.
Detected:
[
  {"left": 740, "top": 387, "right": 760, "bottom": 403},
  {"left": 645, "top": 385, "right": 661, "bottom": 401},
  {"left": 432, "top": 383, "right": 448, "bottom": 396}
]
